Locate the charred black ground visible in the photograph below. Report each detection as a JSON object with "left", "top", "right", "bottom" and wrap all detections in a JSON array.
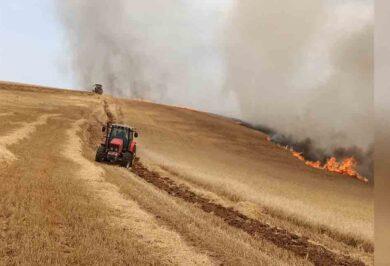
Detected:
[{"left": 235, "top": 121, "right": 373, "bottom": 183}]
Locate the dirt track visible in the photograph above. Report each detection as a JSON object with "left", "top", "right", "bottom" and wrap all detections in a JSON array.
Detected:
[{"left": 0, "top": 83, "right": 373, "bottom": 265}]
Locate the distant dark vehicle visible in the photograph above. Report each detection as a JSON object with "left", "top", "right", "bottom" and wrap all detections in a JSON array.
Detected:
[
  {"left": 92, "top": 84, "right": 103, "bottom": 94},
  {"left": 95, "top": 123, "right": 138, "bottom": 168}
]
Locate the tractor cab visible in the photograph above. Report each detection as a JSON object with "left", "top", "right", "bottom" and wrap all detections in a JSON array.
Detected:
[
  {"left": 104, "top": 124, "right": 138, "bottom": 149},
  {"left": 109, "top": 127, "right": 129, "bottom": 150}
]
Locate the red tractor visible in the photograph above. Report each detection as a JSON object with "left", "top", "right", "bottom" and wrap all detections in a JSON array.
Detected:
[{"left": 95, "top": 123, "right": 138, "bottom": 168}]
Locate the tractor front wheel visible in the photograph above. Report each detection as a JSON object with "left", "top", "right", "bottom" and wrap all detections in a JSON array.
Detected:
[
  {"left": 132, "top": 146, "right": 137, "bottom": 166},
  {"left": 95, "top": 146, "right": 106, "bottom": 162},
  {"left": 121, "top": 152, "right": 133, "bottom": 168}
]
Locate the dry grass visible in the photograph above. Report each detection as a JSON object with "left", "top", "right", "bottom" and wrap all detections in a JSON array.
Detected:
[
  {"left": 116, "top": 99, "right": 373, "bottom": 264},
  {"left": 157, "top": 161, "right": 373, "bottom": 250},
  {"left": 154, "top": 163, "right": 373, "bottom": 261},
  {"left": 0, "top": 85, "right": 210, "bottom": 265},
  {"left": 65, "top": 119, "right": 214, "bottom": 265},
  {"left": 0, "top": 114, "right": 57, "bottom": 161},
  {"left": 0, "top": 116, "right": 164, "bottom": 265},
  {"left": 116, "top": 100, "right": 373, "bottom": 242},
  {"left": 100, "top": 165, "right": 308, "bottom": 266},
  {"left": 0, "top": 82, "right": 374, "bottom": 265}
]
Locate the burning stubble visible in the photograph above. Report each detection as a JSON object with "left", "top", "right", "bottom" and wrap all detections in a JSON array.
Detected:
[{"left": 56, "top": 1, "right": 373, "bottom": 180}]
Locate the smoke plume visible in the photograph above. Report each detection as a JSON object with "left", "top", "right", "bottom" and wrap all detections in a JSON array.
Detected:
[
  {"left": 224, "top": 0, "right": 373, "bottom": 179},
  {"left": 56, "top": 1, "right": 373, "bottom": 179},
  {"left": 56, "top": 1, "right": 235, "bottom": 116}
]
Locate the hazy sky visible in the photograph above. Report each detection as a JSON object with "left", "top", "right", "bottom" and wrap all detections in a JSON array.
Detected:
[
  {"left": 0, "top": 1, "right": 231, "bottom": 90},
  {"left": 0, "top": 0, "right": 370, "bottom": 92},
  {"left": 0, "top": 0, "right": 74, "bottom": 88}
]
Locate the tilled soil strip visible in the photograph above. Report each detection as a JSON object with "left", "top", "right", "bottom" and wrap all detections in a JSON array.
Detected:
[{"left": 131, "top": 161, "right": 364, "bottom": 266}]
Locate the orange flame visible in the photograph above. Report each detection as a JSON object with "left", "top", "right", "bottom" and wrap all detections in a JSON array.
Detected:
[
  {"left": 293, "top": 151, "right": 367, "bottom": 182},
  {"left": 267, "top": 137, "right": 368, "bottom": 182}
]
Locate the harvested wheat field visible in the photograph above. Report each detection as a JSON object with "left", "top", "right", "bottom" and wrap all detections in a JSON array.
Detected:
[{"left": 0, "top": 82, "right": 373, "bottom": 265}]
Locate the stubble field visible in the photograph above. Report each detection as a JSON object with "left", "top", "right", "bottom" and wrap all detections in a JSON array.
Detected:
[{"left": 0, "top": 82, "right": 373, "bottom": 265}]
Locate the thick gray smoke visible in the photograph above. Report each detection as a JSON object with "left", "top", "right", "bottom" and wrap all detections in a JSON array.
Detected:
[
  {"left": 57, "top": 1, "right": 373, "bottom": 179},
  {"left": 56, "top": 1, "right": 236, "bottom": 116},
  {"left": 224, "top": 0, "right": 373, "bottom": 179}
]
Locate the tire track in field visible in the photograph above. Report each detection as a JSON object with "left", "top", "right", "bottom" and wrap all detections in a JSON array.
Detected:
[
  {"left": 0, "top": 114, "right": 57, "bottom": 162},
  {"left": 131, "top": 160, "right": 365, "bottom": 266},
  {"left": 63, "top": 119, "right": 215, "bottom": 266}
]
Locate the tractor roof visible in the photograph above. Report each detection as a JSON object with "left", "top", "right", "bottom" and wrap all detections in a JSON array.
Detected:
[{"left": 111, "top": 123, "right": 136, "bottom": 131}]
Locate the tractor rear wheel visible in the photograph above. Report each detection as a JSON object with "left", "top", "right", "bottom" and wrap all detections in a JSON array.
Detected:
[
  {"left": 95, "top": 146, "right": 106, "bottom": 162},
  {"left": 121, "top": 152, "right": 133, "bottom": 168}
]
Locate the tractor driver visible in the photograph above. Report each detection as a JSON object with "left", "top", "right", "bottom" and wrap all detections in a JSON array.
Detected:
[{"left": 119, "top": 129, "right": 129, "bottom": 147}]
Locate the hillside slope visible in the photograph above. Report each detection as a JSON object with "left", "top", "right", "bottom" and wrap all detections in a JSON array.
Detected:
[{"left": 0, "top": 83, "right": 373, "bottom": 265}]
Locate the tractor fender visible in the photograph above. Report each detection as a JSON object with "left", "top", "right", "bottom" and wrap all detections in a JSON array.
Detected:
[{"left": 129, "top": 141, "right": 137, "bottom": 153}]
